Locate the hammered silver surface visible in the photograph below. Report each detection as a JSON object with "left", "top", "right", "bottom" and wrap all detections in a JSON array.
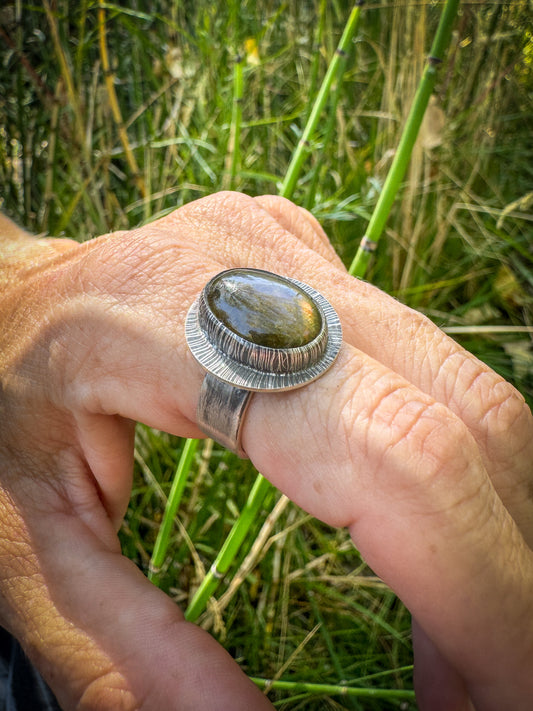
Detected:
[{"left": 197, "top": 373, "right": 251, "bottom": 457}]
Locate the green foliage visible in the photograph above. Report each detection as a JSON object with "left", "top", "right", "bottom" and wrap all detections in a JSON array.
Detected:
[{"left": 1, "top": 1, "right": 532, "bottom": 707}]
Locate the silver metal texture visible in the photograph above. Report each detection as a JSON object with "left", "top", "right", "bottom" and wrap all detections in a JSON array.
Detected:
[
  {"left": 186, "top": 268, "right": 342, "bottom": 457},
  {"left": 197, "top": 373, "right": 251, "bottom": 458}
]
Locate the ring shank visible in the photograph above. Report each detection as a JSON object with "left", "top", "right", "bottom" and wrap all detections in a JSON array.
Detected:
[{"left": 197, "top": 372, "right": 252, "bottom": 458}]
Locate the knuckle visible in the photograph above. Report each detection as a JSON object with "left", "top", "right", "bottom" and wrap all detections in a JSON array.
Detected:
[
  {"left": 479, "top": 376, "right": 529, "bottom": 437},
  {"left": 454, "top": 357, "right": 533, "bottom": 460},
  {"left": 342, "top": 363, "right": 482, "bottom": 501},
  {"left": 76, "top": 669, "right": 138, "bottom": 711},
  {"left": 175, "top": 189, "right": 254, "bottom": 226},
  {"left": 386, "top": 400, "right": 487, "bottom": 522},
  {"left": 439, "top": 349, "right": 529, "bottom": 439},
  {"left": 407, "top": 403, "right": 474, "bottom": 483}
]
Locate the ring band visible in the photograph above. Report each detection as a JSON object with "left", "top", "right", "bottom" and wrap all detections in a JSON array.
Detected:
[{"left": 185, "top": 268, "right": 342, "bottom": 458}]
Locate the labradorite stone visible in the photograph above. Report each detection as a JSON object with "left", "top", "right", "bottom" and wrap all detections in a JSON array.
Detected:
[{"left": 206, "top": 270, "right": 322, "bottom": 348}]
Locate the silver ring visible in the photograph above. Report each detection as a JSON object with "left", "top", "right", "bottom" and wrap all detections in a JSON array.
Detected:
[{"left": 185, "top": 268, "right": 342, "bottom": 458}]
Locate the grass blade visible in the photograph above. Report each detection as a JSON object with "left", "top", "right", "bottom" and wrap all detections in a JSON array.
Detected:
[
  {"left": 148, "top": 438, "right": 199, "bottom": 582},
  {"left": 185, "top": 473, "right": 272, "bottom": 621},
  {"left": 348, "top": 0, "right": 461, "bottom": 278},
  {"left": 280, "top": 3, "right": 363, "bottom": 199}
]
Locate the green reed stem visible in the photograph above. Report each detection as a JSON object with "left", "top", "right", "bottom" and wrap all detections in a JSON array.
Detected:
[
  {"left": 348, "top": 0, "right": 460, "bottom": 278},
  {"left": 250, "top": 677, "right": 416, "bottom": 700},
  {"left": 304, "top": 46, "right": 348, "bottom": 210},
  {"left": 304, "top": 0, "right": 327, "bottom": 127},
  {"left": 279, "top": 2, "right": 363, "bottom": 199},
  {"left": 185, "top": 473, "right": 272, "bottom": 621},
  {"left": 148, "top": 438, "right": 198, "bottom": 582},
  {"left": 228, "top": 53, "right": 244, "bottom": 189}
]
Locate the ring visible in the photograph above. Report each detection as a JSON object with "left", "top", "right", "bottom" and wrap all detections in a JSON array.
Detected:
[{"left": 185, "top": 268, "right": 342, "bottom": 458}]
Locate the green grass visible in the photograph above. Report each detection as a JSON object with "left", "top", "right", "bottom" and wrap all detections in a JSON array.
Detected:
[{"left": 1, "top": 1, "right": 532, "bottom": 707}]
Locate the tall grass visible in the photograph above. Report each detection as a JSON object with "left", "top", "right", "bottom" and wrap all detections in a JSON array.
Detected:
[{"left": 1, "top": 2, "right": 532, "bottom": 708}]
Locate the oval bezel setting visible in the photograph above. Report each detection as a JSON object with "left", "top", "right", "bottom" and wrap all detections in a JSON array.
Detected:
[{"left": 185, "top": 268, "right": 342, "bottom": 392}]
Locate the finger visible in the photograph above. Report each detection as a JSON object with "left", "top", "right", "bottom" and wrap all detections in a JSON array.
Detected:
[
  {"left": 412, "top": 618, "right": 474, "bottom": 711},
  {"left": 0, "top": 476, "right": 273, "bottom": 711},
  {"left": 241, "top": 344, "right": 533, "bottom": 706},
  {"left": 157, "top": 192, "right": 533, "bottom": 543},
  {"left": 73, "top": 411, "right": 136, "bottom": 529}
]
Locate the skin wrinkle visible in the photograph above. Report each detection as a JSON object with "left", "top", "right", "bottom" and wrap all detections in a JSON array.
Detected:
[
  {"left": 263, "top": 346, "right": 479, "bottom": 534},
  {"left": 59, "top": 229, "right": 197, "bottom": 311},
  {"left": 443, "top": 349, "right": 533, "bottom": 540},
  {"left": 406, "top": 323, "right": 444, "bottom": 392},
  {"left": 166, "top": 202, "right": 249, "bottom": 266},
  {"left": 412, "top": 410, "right": 480, "bottom": 492},
  {"left": 382, "top": 414, "right": 479, "bottom": 518},
  {"left": 380, "top": 399, "right": 440, "bottom": 475},
  {"left": 409, "top": 462, "right": 490, "bottom": 542},
  {"left": 341, "top": 358, "right": 455, "bottom": 483},
  {"left": 329, "top": 352, "right": 490, "bottom": 531},
  {"left": 82, "top": 235, "right": 178, "bottom": 299},
  {"left": 357, "top": 375, "right": 419, "bottom": 427},
  {"left": 444, "top": 351, "right": 500, "bottom": 416},
  {"left": 427, "top": 337, "right": 533, "bottom": 476},
  {"left": 124, "top": 236, "right": 202, "bottom": 294},
  {"left": 336, "top": 277, "right": 520, "bottom": 481},
  {"left": 242, "top": 218, "right": 323, "bottom": 280},
  {"left": 477, "top": 377, "right": 528, "bottom": 436},
  {"left": 80, "top": 238, "right": 218, "bottom": 327},
  {"left": 423, "top": 331, "right": 525, "bottom": 445}
]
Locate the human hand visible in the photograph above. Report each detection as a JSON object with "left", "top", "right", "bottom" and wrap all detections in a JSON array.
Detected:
[{"left": 0, "top": 192, "right": 532, "bottom": 710}]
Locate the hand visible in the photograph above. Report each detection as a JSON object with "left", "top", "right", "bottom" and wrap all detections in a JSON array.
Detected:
[{"left": 1, "top": 192, "right": 532, "bottom": 710}]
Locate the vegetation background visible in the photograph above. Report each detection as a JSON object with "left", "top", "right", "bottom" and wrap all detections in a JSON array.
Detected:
[{"left": 1, "top": 1, "right": 532, "bottom": 708}]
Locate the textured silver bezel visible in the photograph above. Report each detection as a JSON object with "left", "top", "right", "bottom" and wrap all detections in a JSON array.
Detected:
[{"left": 185, "top": 270, "right": 342, "bottom": 392}]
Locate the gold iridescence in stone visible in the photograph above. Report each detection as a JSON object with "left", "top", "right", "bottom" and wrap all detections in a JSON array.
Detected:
[{"left": 206, "top": 270, "right": 322, "bottom": 348}]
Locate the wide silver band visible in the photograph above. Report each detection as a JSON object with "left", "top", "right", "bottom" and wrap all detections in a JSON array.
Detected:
[
  {"left": 197, "top": 373, "right": 251, "bottom": 458},
  {"left": 186, "top": 268, "right": 342, "bottom": 459}
]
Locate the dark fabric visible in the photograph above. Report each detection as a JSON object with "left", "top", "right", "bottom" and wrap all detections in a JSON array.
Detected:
[{"left": 0, "top": 627, "right": 61, "bottom": 711}]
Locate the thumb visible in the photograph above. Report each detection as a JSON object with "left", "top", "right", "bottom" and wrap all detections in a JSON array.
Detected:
[{"left": 1, "top": 481, "right": 272, "bottom": 711}]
